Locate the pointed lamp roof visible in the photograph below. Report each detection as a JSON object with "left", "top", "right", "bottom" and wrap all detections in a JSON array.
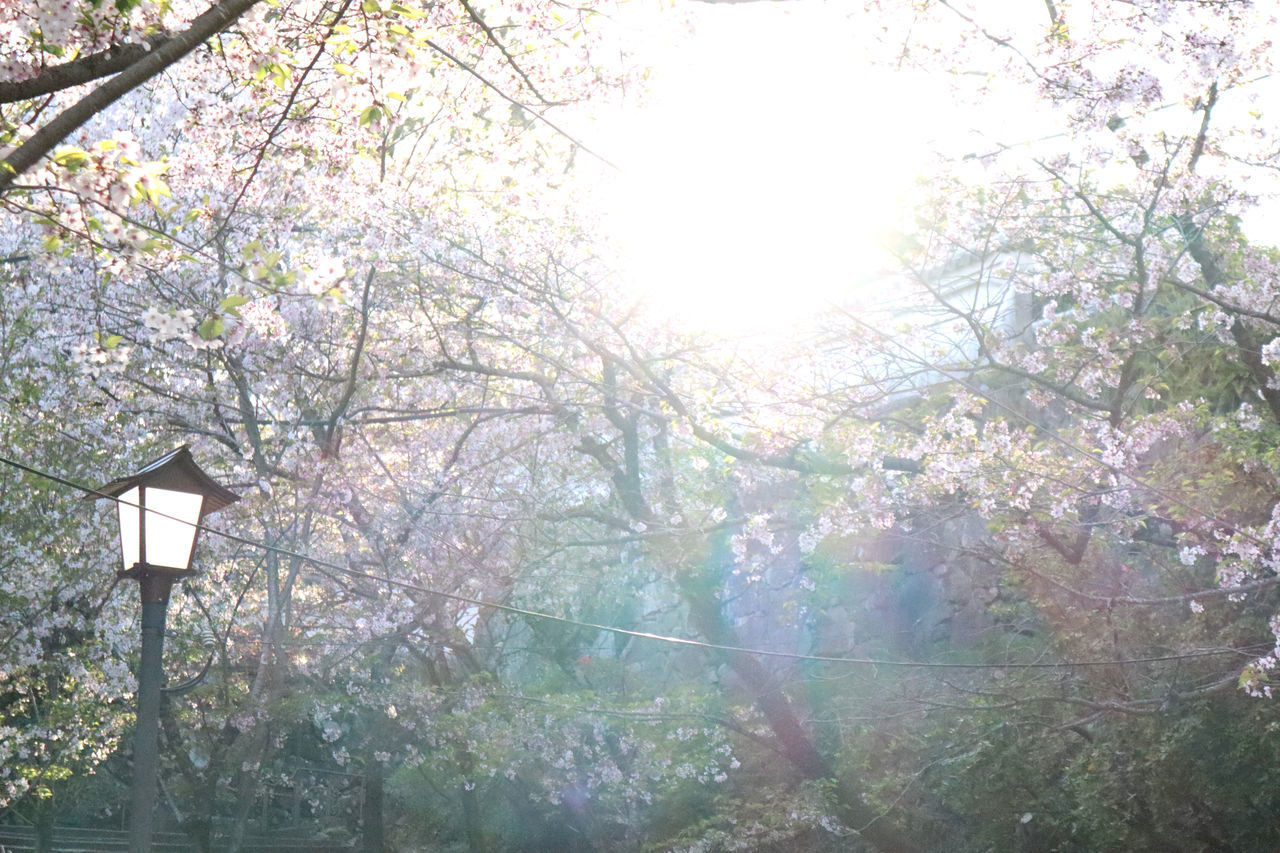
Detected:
[{"left": 93, "top": 446, "right": 239, "bottom": 515}]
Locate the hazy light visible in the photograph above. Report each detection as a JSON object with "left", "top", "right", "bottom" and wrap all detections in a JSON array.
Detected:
[{"left": 598, "top": 3, "right": 952, "bottom": 336}]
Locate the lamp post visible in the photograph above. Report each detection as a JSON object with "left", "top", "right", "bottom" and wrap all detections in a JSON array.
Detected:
[{"left": 94, "top": 446, "right": 238, "bottom": 853}]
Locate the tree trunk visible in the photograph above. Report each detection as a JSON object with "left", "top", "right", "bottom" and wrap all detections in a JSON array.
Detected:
[
  {"left": 34, "top": 793, "right": 53, "bottom": 853},
  {"left": 362, "top": 759, "right": 385, "bottom": 853},
  {"left": 226, "top": 746, "right": 264, "bottom": 853},
  {"left": 676, "top": 557, "right": 919, "bottom": 853},
  {"left": 227, "top": 548, "right": 307, "bottom": 853},
  {"left": 461, "top": 778, "right": 484, "bottom": 853}
]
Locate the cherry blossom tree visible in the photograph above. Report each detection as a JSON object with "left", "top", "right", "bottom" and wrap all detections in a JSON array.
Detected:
[{"left": 7, "top": 0, "right": 1280, "bottom": 851}]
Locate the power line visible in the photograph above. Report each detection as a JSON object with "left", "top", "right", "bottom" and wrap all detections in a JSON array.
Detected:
[{"left": 0, "top": 452, "right": 1260, "bottom": 671}]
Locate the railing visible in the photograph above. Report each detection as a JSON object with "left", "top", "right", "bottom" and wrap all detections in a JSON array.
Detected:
[{"left": 0, "top": 824, "right": 355, "bottom": 853}]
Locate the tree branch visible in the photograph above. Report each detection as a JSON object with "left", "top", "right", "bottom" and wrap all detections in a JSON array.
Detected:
[
  {"left": 1178, "top": 215, "right": 1280, "bottom": 422},
  {"left": 321, "top": 265, "right": 376, "bottom": 456},
  {"left": 424, "top": 37, "right": 617, "bottom": 170},
  {"left": 1188, "top": 80, "right": 1219, "bottom": 174},
  {"left": 1043, "top": 0, "right": 1059, "bottom": 27},
  {"left": 456, "top": 0, "right": 550, "bottom": 105},
  {"left": 1037, "top": 159, "right": 1138, "bottom": 247},
  {"left": 216, "top": 0, "right": 353, "bottom": 234},
  {"left": 0, "top": 37, "right": 171, "bottom": 104},
  {"left": 0, "top": 0, "right": 264, "bottom": 195}
]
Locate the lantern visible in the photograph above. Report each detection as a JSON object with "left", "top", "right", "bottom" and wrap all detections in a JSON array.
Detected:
[{"left": 96, "top": 445, "right": 239, "bottom": 584}]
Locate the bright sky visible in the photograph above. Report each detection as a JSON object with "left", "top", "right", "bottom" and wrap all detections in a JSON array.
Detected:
[{"left": 590, "top": 1, "right": 969, "bottom": 337}]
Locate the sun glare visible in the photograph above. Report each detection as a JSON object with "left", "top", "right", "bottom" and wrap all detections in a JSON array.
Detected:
[{"left": 598, "top": 3, "right": 948, "bottom": 337}]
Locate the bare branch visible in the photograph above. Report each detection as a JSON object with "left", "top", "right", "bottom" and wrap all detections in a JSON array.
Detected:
[
  {"left": 456, "top": 0, "right": 551, "bottom": 105},
  {"left": 424, "top": 37, "right": 617, "bottom": 170},
  {"left": 216, "top": 0, "right": 354, "bottom": 233}
]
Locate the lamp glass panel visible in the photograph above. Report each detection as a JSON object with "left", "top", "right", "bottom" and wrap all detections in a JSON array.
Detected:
[
  {"left": 141, "top": 487, "right": 204, "bottom": 569},
  {"left": 117, "top": 486, "right": 141, "bottom": 569}
]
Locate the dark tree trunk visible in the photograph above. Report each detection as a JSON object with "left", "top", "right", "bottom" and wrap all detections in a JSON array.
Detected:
[
  {"left": 34, "top": 794, "right": 53, "bottom": 853},
  {"left": 461, "top": 778, "right": 484, "bottom": 853},
  {"left": 362, "top": 759, "right": 385, "bottom": 853}
]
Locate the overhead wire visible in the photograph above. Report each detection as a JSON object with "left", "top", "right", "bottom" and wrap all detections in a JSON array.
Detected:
[{"left": 0, "top": 452, "right": 1264, "bottom": 672}]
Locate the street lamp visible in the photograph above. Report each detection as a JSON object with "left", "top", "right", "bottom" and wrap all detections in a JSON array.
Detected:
[{"left": 94, "top": 446, "right": 238, "bottom": 853}]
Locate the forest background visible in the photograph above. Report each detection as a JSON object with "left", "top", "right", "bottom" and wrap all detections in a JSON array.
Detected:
[{"left": 4, "top": 0, "right": 1280, "bottom": 851}]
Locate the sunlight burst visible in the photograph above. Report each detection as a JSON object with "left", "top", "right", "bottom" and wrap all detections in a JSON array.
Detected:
[{"left": 600, "top": 4, "right": 949, "bottom": 336}]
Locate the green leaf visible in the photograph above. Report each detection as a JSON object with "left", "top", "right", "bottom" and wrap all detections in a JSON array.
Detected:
[
  {"left": 359, "top": 105, "right": 383, "bottom": 127},
  {"left": 361, "top": 0, "right": 380, "bottom": 11},
  {"left": 197, "top": 316, "right": 224, "bottom": 340},
  {"left": 97, "top": 333, "right": 123, "bottom": 349},
  {"left": 270, "top": 63, "right": 291, "bottom": 88},
  {"left": 53, "top": 148, "right": 90, "bottom": 170},
  {"left": 219, "top": 295, "right": 251, "bottom": 312},
  {"left": 138, "top": 176, "right": 171, "bottom": 204}
]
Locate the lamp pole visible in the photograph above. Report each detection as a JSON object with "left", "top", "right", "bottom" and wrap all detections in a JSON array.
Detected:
[
  {"left": 129, "top": 570, "right": 182, "bottom": 853},
  {"left": 94, "top": 447, "right": 238, "bottom": 853}
]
